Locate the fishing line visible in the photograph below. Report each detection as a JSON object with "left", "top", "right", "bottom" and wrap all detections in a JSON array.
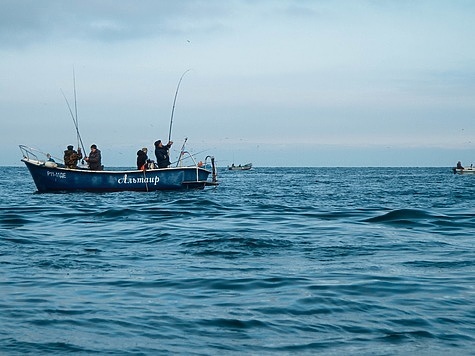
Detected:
[{"left": 142, "top": 169, "right": 149, "bottom": 192}]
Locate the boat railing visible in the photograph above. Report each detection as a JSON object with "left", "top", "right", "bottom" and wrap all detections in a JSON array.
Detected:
[
  {"left": 19, "top": 145, "right": 61, "bottom": 166},
  {"left": 174, "top": 151, "right": 205, "bottom": 182},
  {"left": 175, "top": 150, "right": 199, "bottom": 167},
  {"left": 19, "top": 145, "right": 44, "bottom": 162}
]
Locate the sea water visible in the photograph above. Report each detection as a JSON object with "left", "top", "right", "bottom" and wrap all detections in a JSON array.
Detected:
[{"left": 1, "top": 166, "right": 474, "bottom": 355}]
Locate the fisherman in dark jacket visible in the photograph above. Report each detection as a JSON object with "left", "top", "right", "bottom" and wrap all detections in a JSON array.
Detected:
[
  {"left": 154, "top": 140, "right": 173, "bottom": 168},
  {"left": 137, "top": 147, "right": 148, "bottom": 170},
  {"left": 85, "top": 144, "right": 103, "bottom": 170},
  {"left": 63, "top": 145, "right": 82, "bottom": 169}
]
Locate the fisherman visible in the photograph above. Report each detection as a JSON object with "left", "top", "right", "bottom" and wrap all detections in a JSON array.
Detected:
[
  {"left": 154, "top": 140, "right": 173, "bottom": 168},
  {"left": 63, "top": 145, "right": 82, "bottom": 169},
  {"left": 137, "top": 147, "right": 148, "bottom": 170},
  {"left": 85, "top": 144, "right": 103, "bottom": 170}
]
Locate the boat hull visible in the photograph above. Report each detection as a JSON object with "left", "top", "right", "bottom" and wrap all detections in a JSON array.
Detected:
[
  {"left": 453, "top": 167, "right": 475, "bottom": 175},
  {"left": 22, "top": 159, "right": 216, "bottom": 192}
]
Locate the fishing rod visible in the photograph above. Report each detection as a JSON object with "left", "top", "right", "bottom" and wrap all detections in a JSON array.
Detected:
[
  {"left": 60, "top": 89, "right": 86, "bottom": 156},
  {"left": 71, "top": 69, "right": 87, "bottom": 165},
  {"left": 73, "top": 69, "right": 81, "bottom": 150},
  {"left": 72, "top": 69, "right": 87, "bottom": 157},
  {"left": 175, "top": 137, "right": 188, "bottom": 167},
  {"left": 168, "top": 69, "right": 191, "bottom": 142}
]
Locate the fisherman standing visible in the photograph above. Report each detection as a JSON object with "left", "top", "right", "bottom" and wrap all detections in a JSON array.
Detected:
[
  {"left": 63, "top": 145, "right": 82, "bottom": 169},
  {"left": 85, "top": 144, "right": 103, "bottom": 170},
  {"left": 154, "top": 140, "right": 173, "bottom": 168}
]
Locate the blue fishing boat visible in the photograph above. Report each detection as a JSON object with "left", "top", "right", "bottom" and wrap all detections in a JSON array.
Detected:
[
  {"left": 20, "top": 71, "right": 219, "bottom": 192},
  {"left": 20, "top": 145, "right": 218, "bottom": 192}
]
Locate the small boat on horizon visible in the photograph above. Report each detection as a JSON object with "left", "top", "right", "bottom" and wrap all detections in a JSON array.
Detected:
[
  {"left": 453, "top": 165, "right": 475, "bottom": 174},
  {"left": 228, "top": 163, "right": 252, "bottom": 171},
  {"left": 452, "top": 161, "right": 475, "bottom": 174}
]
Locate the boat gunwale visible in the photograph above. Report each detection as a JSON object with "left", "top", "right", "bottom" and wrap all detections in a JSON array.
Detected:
[{"left": 21, "top": 158, "right": 212, "bottom": 175}]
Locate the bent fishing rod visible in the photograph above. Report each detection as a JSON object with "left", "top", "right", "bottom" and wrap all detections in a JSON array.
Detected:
[{"left": 168, "top": 69, "right": 191, "bottom": 142}]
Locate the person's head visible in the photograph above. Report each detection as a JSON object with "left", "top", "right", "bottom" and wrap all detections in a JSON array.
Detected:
[
  {"left": 67, "top": 145, "right": 73, "bottom": 150},
  {"left": 142, "top": 147, "right": 148, "bottom": 153},
  {"left": 154, "top": 140, "right": 162, "bottom": 147},
  {"left": 91, "top": 144, "right": 97, "bottom": 150}
]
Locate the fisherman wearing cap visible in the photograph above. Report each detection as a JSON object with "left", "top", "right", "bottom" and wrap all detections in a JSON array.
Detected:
[
  {"left": 63, "top": 145, "right": 82, "bottom": 169},
  {"left": 85, "top": 144, "right": 103, "bottom": 170},
  {"left": 154, "top": 139, "right": 173, "bottom": 168}
]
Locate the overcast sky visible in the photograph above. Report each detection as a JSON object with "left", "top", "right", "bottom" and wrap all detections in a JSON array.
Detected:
[{"left": 2, "top": 0, "right": 475, "bottom": 167}]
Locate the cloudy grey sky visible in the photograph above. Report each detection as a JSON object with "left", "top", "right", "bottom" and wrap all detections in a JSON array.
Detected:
[{"left": 2, "top": 0, "right": 475, "bottom": 167}]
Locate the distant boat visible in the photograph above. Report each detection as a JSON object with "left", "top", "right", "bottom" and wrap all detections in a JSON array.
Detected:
[
  {"left": 228, "top": 163, "right": 252, "bottom": 171},
  {"left": 453, "top": 165, "right": 475, "bottom": 174},
  {"left": 20, "top": 145, "right": 218, "bottom": 192}
]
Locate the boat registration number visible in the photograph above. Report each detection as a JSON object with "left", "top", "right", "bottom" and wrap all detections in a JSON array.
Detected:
[{"left": 47, "top": 171, "right": 66, "bottom": 179}]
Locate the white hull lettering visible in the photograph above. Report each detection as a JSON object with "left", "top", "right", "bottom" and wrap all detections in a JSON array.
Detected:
[
  {"left": 47, "top": 171, "right": 66, "bottom": 179},
  {"left": 118, "top": 174, "right": 160, "bottom": 185}
]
